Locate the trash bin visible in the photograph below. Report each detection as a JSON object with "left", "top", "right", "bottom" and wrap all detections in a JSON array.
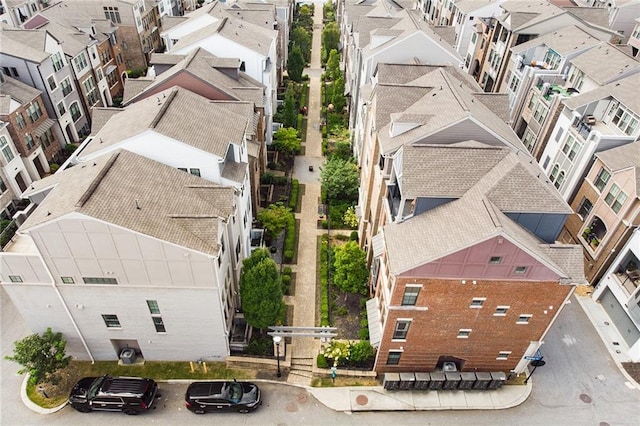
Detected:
[
  {"left": 429, "top": 371, "right": 445, "bottom": 390},
  {"left": 473, "top": 372, "right": 492, "bottom": 390},
  {"left": 119, "top": 348, "right": 136, "bottom": 364},
  {"left": 489, "top": 371, "right": 506, "bottom": 389},
  {"left": 383, "top": 373, "right": 401, "bottom": 390},
  {"left": 399, "top": 372, "right": 416, "bottom": 390},
  {"left": 459, "top": 372, "right": 476, "bottom": 390},
  {"left": 443, "top": 372, "right": 461, "bottom": 390},
  {"left": 414, "top": 373, "right": 431, "bottom": 390}
]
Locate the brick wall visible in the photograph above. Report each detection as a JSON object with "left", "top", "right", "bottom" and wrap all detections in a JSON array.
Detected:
[{"left": 374, "top": 277, "right": 572, "bottom": 373}]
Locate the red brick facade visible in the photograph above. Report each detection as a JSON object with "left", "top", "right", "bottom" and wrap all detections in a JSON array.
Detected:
[{"left": 374, "top": 277, "right": 572, "bottom": 373}]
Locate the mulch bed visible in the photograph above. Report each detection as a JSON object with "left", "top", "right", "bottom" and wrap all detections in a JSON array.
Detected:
[
  {"left": 331, "top": 289, "right": 363, "bottom": 340},
  {"left": 622, "top": 362, "right": 640, "bottom": 384}
]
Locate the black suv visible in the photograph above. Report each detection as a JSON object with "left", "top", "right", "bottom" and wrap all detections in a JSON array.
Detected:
[
  {"left": 68, "top": 375, "right": 159, "bottom": 415},
  {"left": 185, "top": 381, "right": 261, "bottom": 414}
]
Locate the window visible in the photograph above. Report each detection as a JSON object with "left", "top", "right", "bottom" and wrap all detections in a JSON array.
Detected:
[
  {"left": 470, "top": 297, "right": 485, "bottom": 308},
  {"left": 47, "top": 75, "right": 57, "bottom": 90},
  {"left": 542, "top": 155, "right": 550, "bottom": 169},
  {"left": 610, "top": 105, "right": 639, "bottom": 136},
  {"left": 74, "top": 53, "right": 88, "bottom": 73},
  {"left": 0, "top": 136, "right": 15, "bottom": 162},
  {"left": 494, "top": 306, "right": 509, "bottom": 316},
  {"left": 15, "top": 113, "right": 26, "bottom": 129},
  {"left": 594, "top": 168, "right": 610, "bottom": 192},
  {"left": 38, "top": 128, "right": 55, "bottom": 148},
  {"left": 189, "top": 168, "right": 201, "bottom": 177},
  {"left": 235, "top": 236, "right": 241, "bottom": 263},
  {"left": 177, "top": 167, "right": 187, "bottom": 172},
  {"left": 0, "top": 177, "right": 6, "bottom": 193},
  {"left": 70, "top": 102, "right": 82, "bottom": 122},
  {"left": 61, "top": 277, "right": 75, "bottom": 284},
  {"left": 522, "top": 129, "right": 535, "bottom": 152},
  {"left": 26, "top": 102, "right": 42, "bottom": 123},
  {"left": 104, "top": 7, "right": 122, "bottom": 24},
  {"left": 514, "top": 266, "right": 527, "bottom": 274},
  {"left": 3, "top": 67, "right": 19, "bottom": 77},
  {"left": 152, "top": 316, "right": 166, "bottom": 333},
  {"left": 387, "top": 351, "right": 402, "bottom": 365},
  {"left": 83, "top": 277, "right": 118, "bottom": 284},
  {"left": 401, "top": 286, "right": 420, "bottom": 306},
  {"left": 83, "top": 76, "right": 98, "bottom": 106},
  {"left": 554, "top": 170, "right": 565, "bottom": 189},
  {"left": 393, "top": 320, "right": 411, "bottom": 340},
  {"left": 457, "top": 329, "right": 472, "bottom": 338},
  {"left": 107, "top": 70, "right": 118, "bottom": 87},
  {"left": 577, "top": 197, "right": 593, "bottom": 219},
  {"left": 496, "top": 351, "right": 511, "bottom": 360},
  {"left": 517, "top": 314, "right": 532, "bottom": 324},
  {"left": 57, "top": 101, "right": 66, "bottom": 116},
  {"left": 102, "top": 314, "right": 121, "bottom": 328},
  {"left": 549, "top": 164, "right": 559, "bottom": 183},
  {"left": 9, "top": 275, "right": 23, "bottom": 283},
  {"left": 25, "top": 134, "right": 35, "bottom": 150},
  {"left": 51, "top": 52, "right": 64, "bottom": 71},
  {"left": 604, "top": 184, "right": 628, "bottom": 213},
  {"left": 147, "top": 300, "right": 160, "bottom": 314},
  {"left": 489, "top": 256, "right": 502, "bottom": 264},
  {"left": 61, "top": 78, "right": 73, "bottom": 96}
]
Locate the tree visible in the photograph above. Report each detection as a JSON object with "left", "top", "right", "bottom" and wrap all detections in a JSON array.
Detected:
[
  {"left": 322, "top": 22, "right": 340, "bottom": 54},
  {"left": 291, "top": 27, "right": 311, "bottom": 63},
  {"left": 331, "top": 74, "right": 346, "bottom": 111},
  {"left": 326, "top": 49, "right": 340, "bottom": 81},
  {"left": 240, "top": 249, "right": 284, "bottom": 329},
  {"left": 296, "top": 5, "right": 313, "bottom": 32},
  {"left": 283, "top": 83, "right": 297, "bottom": 128},
  {"left": 273, "top": 127, "right": 301, "bottom": 156},
  {"left": 333, "top": 241, "right": 369, "bottom": 295},
  {"left": 321, "top": 157, "right": 359, "bottom": 202},
  {"left": 5, "top": 328, "right": 71, "bottom": 385},
  {"left": 333, "top": 140, "right": 352, "bottom": 161},
  {"left": 287, "top": 46, "right": 305, "bottom": 82},
  {"left": 342, "top": 206, "right": 358, "bottom": 228},
  {"left": 257, "top": 202, "right": 293, "bottom": 241}
]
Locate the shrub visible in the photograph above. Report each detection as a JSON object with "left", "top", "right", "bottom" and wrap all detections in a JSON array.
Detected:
[
  {"left": 64, "top": 144, "right": 78, "bottom": 155},
  {"left": 273, "top": 176, "right": 288, "bottom": 185},
  {"left": 283, "top": 216, "right": 296, "bottom": 261},
  {"left": 359, "top": 328, "right": 370, "bottom": 340},
  {"left": 350, "top": 231, "right": 359, "bottom": 241},
  {"left": 297, "top": 113, "right": 304, "bottom": 133},
  {"left": 284, "top": 250, "right": 294, "bottom": 262},
  {"left": 49, "top": 163, "right": 60, "bottom": 173},
  {"left": 335, "top": 234, "right": 349, "bottom": 241},
  {"left": 283, "top": 266, "right": 292, "bottom": 276},
  {"left": 245, "top": 336, "right": 273, "bottom": 356},
  {"left": 317, "top": 353, "right": 329, "bottom": 369},
  {"left": 261, "top": 172, "right": 274, "bottom": 184},
  {"left": 289, "top": 179, "right": 299, "bottom": 211},
  {"left": 349, "top": 341, "right": 374, "bottom": 364},
  {"left": 281, "top": 274, "right": 291, "bottom": 286}
]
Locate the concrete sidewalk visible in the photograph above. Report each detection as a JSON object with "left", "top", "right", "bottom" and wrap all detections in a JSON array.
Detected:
[{"left": 308, "top": 383, "right": 532, "bottom": 412}]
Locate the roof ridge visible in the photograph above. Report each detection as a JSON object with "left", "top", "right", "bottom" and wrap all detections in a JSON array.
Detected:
[
  {"left": 149, "top": 88, "right": 179, "bottom": 129},
  {"left": 76, "top": 152, "right": 120, "bottom": 208},
  {"left": 441, "top": 69, "right": 469, "bottom": 112}
]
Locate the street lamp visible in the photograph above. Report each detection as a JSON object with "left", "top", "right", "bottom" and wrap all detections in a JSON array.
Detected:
[{"left": 273, "top": 335, "right": 282, "bottom": 378}]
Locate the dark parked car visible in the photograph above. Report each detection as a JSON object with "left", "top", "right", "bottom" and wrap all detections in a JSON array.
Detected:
[
  {"left": 184, "top": 381, "right": 261, "bottom": 414},
  {"left": 68, "top": 375, "right": 158, "bottom": 415}
]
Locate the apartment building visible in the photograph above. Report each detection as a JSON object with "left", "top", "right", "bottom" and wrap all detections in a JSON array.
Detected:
[
  {"left": 0, "top": 26, "right": 88, "bottom": 143},
  {"left": 0, "top": 150, "right": 241, "bottom": 361},
  {"left": 0, "top": 123, "right": 33, "bottom": 216},
  {"left": 357, "top": 63, "right": 584, "bottom": 375}
]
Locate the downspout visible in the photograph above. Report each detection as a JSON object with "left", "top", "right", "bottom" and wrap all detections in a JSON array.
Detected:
[{"left": 38, "top": 250, "right": 95, "bottom": 363}]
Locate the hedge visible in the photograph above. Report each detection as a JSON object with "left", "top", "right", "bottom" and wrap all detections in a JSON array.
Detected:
[
  {"left": 320, "top": 240, "right": 330, "bottom": 326},
  {"left": 283, "top": 216, "right": 296, "bottom": 262},
  {"left": 297, "top": 113, "right": 304, "bottom": 134},
  {"left": 289, "top": 179, "right": 299, "bottom": 211}
]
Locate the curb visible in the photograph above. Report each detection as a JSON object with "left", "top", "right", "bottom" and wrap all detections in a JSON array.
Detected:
[{"left": 21, "top": 374, "right": 68, "bottom": 414}]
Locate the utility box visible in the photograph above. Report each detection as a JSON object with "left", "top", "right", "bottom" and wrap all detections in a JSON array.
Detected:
[
  {"left": 459, "top": 372, "right": 477, "bottom": 390},
  {"left": 473, "top": 372, "right": 492, "bottom": 390},
  {"left": 443, "top": 372, "right": 461, "bottom": 390},
  {"left": 119, "top": 348, "right": 136, "bottom": 365},
  {"left": 429, "top": 372, "right": 445, "bottom": 390},
  {"left": 414, "top": 373, "right": 431, "bottom": 390},
  {"left": 399, "top": 373, "right": 416, "bottom": 390},
  {"left": 383, "top": 373, "right": 401, "bottom": 390},
  {"left": 489, "top": 372, "right": 507, "bottom": 389}
]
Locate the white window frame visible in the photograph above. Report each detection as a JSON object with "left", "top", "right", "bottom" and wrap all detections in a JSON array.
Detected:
[
  {"left": 517, "top": 314, "right": 532, "bottom": 324},
  {"left": 496, "top": 351, "right": 511, "bottom": 360},
  {"left": 470, "top": 297, "right": 486, "bottom": 308},
  {"left": 457, "top": 329, "right": 472, "bottom": 339}
]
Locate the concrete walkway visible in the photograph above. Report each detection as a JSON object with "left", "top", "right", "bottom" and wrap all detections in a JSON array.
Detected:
[{"left": 287, "top": 2, "right": 325, "bottom": 386}]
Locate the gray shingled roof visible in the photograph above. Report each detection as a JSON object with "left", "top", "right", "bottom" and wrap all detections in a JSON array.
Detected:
[
  {"left": 82, "top": 87, "right": 249, "bottom": 159},
  {"left": 21, "top": 151, "right": 235, "bottom": 256},
  {"left": 596, "top": 142, "right": 640, "bottom": 193},
  {"left": 562, "top": 72, "right": 640, "bottom": 115},
  {"left": 498, "top": 1, "right": 564, "bottom": 32},
  {"left": 124, "top": 48, "right": 264, "bottom": 106},
  {"left": 511, "top": 25, "right": 602, "bottom": 56},
  {"left": 0, "top": 75, "right": 41, "bottom": 114},
  {"left": 0, "top": 26, "right": 50, "bottom": 63},
  {"left": 569, "top": 43, "right": 640, "bottom": 85},
  {"left": 374, "top": 68, "right": 526, "bottom": 155}
]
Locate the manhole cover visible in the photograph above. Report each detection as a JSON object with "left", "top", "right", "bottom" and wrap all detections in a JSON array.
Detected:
[
  {"left": 297, "top": 392, "right": 309, "bottom": 403},
  {"left": 599, "top": 422, "right": 610, "bottom": 426},
  {"left": 580, "top": 393, "right": 592, "bottom": 404},
  {"left": 355, "top": 395, "right": 369, "bottom": 406},
  {"left": 286, "top": 401, "right": 298, "bottom": 412}
]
